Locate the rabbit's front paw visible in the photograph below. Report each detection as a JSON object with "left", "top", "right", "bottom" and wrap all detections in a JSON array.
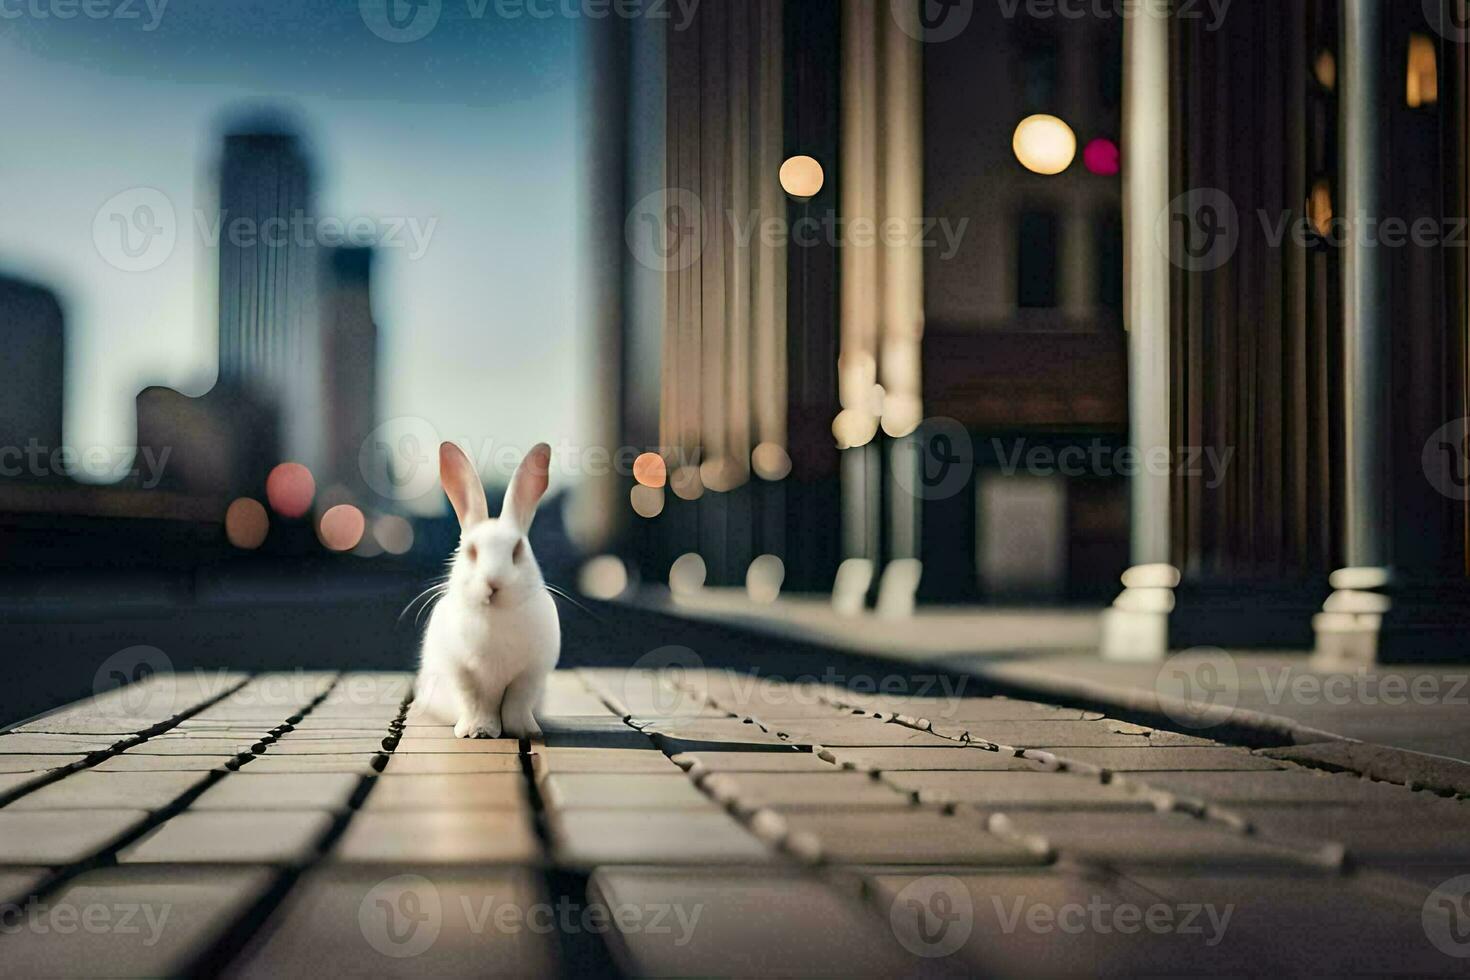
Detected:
[
  {"left": 454, "top": 715, "right": 502, "bottom": 739},
  {"left": 502, "top": 713, "right": 542, "bottom": 739}
]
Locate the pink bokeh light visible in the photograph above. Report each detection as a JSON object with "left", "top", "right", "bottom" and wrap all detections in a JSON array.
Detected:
[{"left": 1083, "top": 138, "right": 1120, "bottom": 176}]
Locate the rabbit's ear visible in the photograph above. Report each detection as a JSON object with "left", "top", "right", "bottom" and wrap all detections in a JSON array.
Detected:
[
  {"left": 502, "top": 442, "right": 551, "bottom": 531},
  {"left": 440, "top": 442, "right": 488, "bottom": 530}
]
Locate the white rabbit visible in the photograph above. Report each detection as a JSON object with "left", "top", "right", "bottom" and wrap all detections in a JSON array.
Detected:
[{"left": 415, "top": 440, "right": 560, "bottom": 738}]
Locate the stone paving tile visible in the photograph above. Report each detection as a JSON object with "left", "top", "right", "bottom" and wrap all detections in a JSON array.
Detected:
[
  {"left": 283, "top": 718, "right": 390, "bottom": 732},
  {"left": 379, "top": 753, "right": 520, "bottom": 775},
  {"left": 816, "top": 746, "right": 1051, "bottom": 772},
  {"left": 5, "top": 771, "right": 213, "bottom": 811},
  {"left": 862, "top": 697, "right": 1103, "bottom": 723},
  {"left": 774, "top": 720, "right": 964, "bottom": 747},
  {"left": 550, "top": 809, "right": 775, "bottom": 866},
  {"left": 529, "top": 746, "right": 684, "bottom": 777},
  {"left": 332, "top": 810, "right": 539, "bottom": 864},
  {"left": 0, "top": 733, "right": 126, "bottom": 755},
  {"left": 0, "top": 867, "right": 49, "bottom": 902},
  {"left": 1227, "top": 803, "right": 1470, "bottom": 862},
  {"left": 539, "top": 717, "right": 658, "bottom": 749},
  {"left": 93, "top": 752, "right": 245, "bottom": 772},
  {"left": 540, "top": 773, "right": 717, "bottom": 810},
  {"left": 1125, "top": 872, "right": 1458, "bottom": 975},
  {"left": 362, "top": 774, "right": 527, "bottom": 810},
  {"left": 390, "top": 736, "right": 519, "bottom": 754},
  {"left": 0, "top": 771, "right": 51, "bottom": 799},
  {"left": 1042, "top": 747, "right": 1286, "bottom": 772},
  {"left": 644, "top": 720, "right": 799, "bottom": 752},
  {"left": 943, "top": 720, "right": 1157, "bottom": 748},
  {"left": 989, "top": 811, "right": 1341, "bottom": 870},
  {"left": 228, "top": 867, "right": 557, "bottom": 978},
  {"left": 124, "top": 738, "right": 257, "bottom": 757},
  {"left": 0, "top": 809, "right": 150, "bottom": 864},
  {"left": 774, "top": 810, "right": 1052, "bottom": 866},
  {"left": 702, "top": 771, "right": 917, "bottom": 813},
  {"left": 241, "top": 754, "right": 384, "bottom": 774},
  {"left": 592, "top": 868, "right": 917, "bottom": 978},
  {"left": 119, "top": 811, "right": 335, "bottom": 864},
  {"left": 1122, "top": 769, "right": 1424, "bottom": 806},
  {"left": 0, "top": 753, "right": 89, "bottom": 773},
  {"left": 191, "top": 772, "right": 363, "bottom": 811},
  {"left": 0, "top": 865, "right": 276, "bottom": 978},
  {"left": 883, "top": 771, "right": 1155, "bottom": 811},
  {"left": 671, "top": 750, "right": 845, "bottom": 775},
  {"left": 11, "top": 715, "right": 162, "bottom": 735},
  {"left": 265, "top": 736, "right": 392, "bottom": 755}
]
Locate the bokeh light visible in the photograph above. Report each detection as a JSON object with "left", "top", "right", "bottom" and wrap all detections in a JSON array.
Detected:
[
  {"left": 265, "top": 462, "right": 315, "bottom": 518},
  {"left": 669, "top": 465, "right": 704, "bottom": 501},
  {"left": 630, "top": 484, "right": 665, "bottom": 518},
  {"left": 778, "top": 155, "right": 824, "bottom": 200},
  {"left": 832, "top": 409, "right": 880, "bottom": 450},
  {"left": 373, "top": 514, "right": 415, "bottom": 555},
  {"left": 579, "top": 554, "right": 629, "bottom": 600},
  {"left": 669, "top": 552, "right": 707, "bottom": 595},
  {"left": 746, "top": 554, "right": 785, "bottom": 604},
  {"left": 318, "top": 504, "right": 365, "bottom": 552},
  {"left": 224, "top": 498, "right": 269, "bottom": 550},
  {"left": 633, "top": 452, "right": 667, "bottom": 488},
  {"left": 1012, "top": 115, "right": 1077, "bottom": 176},
  {"left": 751, "top": 442, "right": 792, "bottom": 481},
  {"left": 1083, "top": 138, "right": 1120, "bottom": 177}
]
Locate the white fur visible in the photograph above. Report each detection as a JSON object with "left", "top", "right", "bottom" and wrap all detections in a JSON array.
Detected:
[{"left": 415, "top": 441, "right": 560, "bottom": 738}]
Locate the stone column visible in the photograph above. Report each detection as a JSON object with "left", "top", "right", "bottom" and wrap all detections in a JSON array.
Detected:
[
  {"left": 1101, "top": 4, "right": 1178, "bottom": 661},
  {"left": 1313, "top": 0, "right": 1393, "bottom": 667}
]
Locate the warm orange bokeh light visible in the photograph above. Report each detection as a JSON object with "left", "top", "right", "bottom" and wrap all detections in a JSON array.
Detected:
[
  {"left": 633, "top": 452, "right": 667, "bottom": 488},
  {"left": 224, "top": 498, "right": 269, "bottom": 550},
  {"left": 265, "top": 462, "right": 316, "bottom": 518},
  {"left": 318, "top": 504, "right": 366, "bottom": 552}
]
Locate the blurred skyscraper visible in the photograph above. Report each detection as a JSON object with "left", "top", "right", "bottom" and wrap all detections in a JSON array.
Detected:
[
  {"left": 0, "top": 275, "right": 64, "bottom": 478},
  {"left": 319, "top": 245, "right": 379, "bottom": 505},
  {"left": 215, "top": 124, "right": 324, "bottom": 471}
]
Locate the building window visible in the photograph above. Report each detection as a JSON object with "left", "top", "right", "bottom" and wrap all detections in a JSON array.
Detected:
[{"left": 1017, "top": 210, "right": 1059, "bottom": 309}]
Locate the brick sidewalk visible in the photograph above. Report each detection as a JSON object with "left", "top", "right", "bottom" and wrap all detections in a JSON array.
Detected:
[{"left": 1, "top": 669, "right": 1468, "bottom": 976}]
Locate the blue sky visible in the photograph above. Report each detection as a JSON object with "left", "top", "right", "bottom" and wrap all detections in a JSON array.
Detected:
[{"left": 0, "top": 0, "right": 587, "bottom": 505}]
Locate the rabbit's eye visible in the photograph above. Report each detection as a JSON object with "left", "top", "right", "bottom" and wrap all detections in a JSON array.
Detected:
[
  {"left": 465, "top": 543, "right": 478, "bottom": 562},
  {"left": 513, "top": 539, "right": 526, "bottom": 562}
]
